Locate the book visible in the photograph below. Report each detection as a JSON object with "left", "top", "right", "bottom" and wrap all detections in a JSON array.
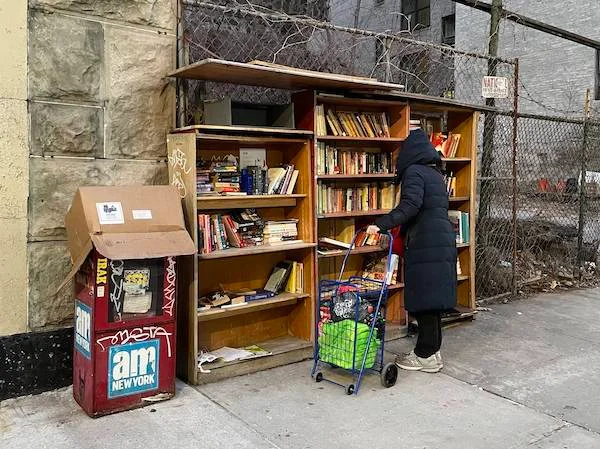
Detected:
[
  {"left": 285, "top": 261, "right": 298, "bottom": 293},
  {"left": 267, "top": 167, "right": 287, "bottom": 194},
  {"left": 448, "top": 210, "right": 462, "bottom": 244},
  {"left": 318, "top": 237, "right": 353, "bottom": 250},
  {"left": 264, "top": 261, "right": 293, "bottom": 294},
  {"left": 323, "top": 109, "right": 391, "bottom": 137},
  {"left": 244, "top": 289, "right": 276, "bottom": 302},
  {"left": 286, "top": 170, "right": 299, "bottom": 194},
  {"left": 317, "top": 181, "right": 396, "bottom": 214},
  {"left": 361, "top": 254, "right": 399, "bottom": 285}
]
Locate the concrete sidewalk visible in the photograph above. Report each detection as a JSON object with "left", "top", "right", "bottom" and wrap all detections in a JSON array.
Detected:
[{"left": 3, "top": 289, "right": 600, "bottom": 448}]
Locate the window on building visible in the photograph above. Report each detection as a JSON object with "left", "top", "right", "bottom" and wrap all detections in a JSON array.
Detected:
[
  {"left": 402, "top": 0, "right": 430, "bottom": 30},
  {"left": 595, "top": 50, "right": 600, "bottom": 100},
  {"left": 442, "top": 14, "right": 456, "bottom": 46}
]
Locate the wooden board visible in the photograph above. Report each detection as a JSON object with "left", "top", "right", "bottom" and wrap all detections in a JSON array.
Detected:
[
  {"left": 316, "top": 135, "right": 406, "bottom": 143},
  {"left": 317, "top": 174, "right": 396, "bottom": 180},
  {"left": 197, "top": 242, "right": 316, "bottom": 260},
  {"left": 173, "top": 124, "right": 313, "bottom": 137},
  {"left": 169, "top": 59, "right": 405, "bottom": 91},
  {"left": 197, "top": 194, "right": 306, "bottom": 210},
  {"left": 197, "top": 293, "right": 309, "bottom": 322},
  {"left": 318, "top": 209, "right": 391, "bottom": 219}
]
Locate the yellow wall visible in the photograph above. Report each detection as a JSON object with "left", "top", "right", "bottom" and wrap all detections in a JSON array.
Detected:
[{"left": 0, "top": 0, "right": 29, "bottom": 335}]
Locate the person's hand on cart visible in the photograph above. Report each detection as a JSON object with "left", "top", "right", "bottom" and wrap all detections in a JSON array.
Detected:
[{"left": 366, "top": 224, "right": 380, "bottom": 235}]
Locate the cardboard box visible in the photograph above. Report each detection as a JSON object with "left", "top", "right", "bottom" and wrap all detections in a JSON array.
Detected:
[{"left": 64, "top": 185, "right": 196, "bottom": 417}]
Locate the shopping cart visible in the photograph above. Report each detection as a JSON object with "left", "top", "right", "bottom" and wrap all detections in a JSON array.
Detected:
[{"left": 312, "top": 230, "right": 398, "bottom": 395}]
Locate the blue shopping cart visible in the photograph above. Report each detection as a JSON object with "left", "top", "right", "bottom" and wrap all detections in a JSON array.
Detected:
[{"left": 312, "top": 230, "right": 398, "bottom": 395}]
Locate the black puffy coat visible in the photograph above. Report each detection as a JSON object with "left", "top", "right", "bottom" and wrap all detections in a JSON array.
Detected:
[{"left": 375, "top": 129, "right": 457, "bottom": 313}]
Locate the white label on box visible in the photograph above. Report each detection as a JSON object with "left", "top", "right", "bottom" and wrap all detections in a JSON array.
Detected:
[
  {"left": 132, "top": 209, "right": 153, "bottom": 220},
  {"left": 96, "top": 202, "right": 125, "bottom": 225},
  {"left": 97, "top": 285, "right": 105, "bottom": 298}
]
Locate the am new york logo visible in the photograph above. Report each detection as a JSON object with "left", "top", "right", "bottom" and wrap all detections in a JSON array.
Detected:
[
  {"left": 75, "top": 302, "right": 92, "bottom": 359},
  {"left": 108, "top": 340, "right": 160, "bottom": 398}
]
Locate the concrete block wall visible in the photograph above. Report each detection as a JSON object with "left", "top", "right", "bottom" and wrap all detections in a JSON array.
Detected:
[
  {"left": 456, "top": 0, "right": 600, "bottom": 115},
  {"left": 21, "top": 0, "right": 177, "bottom": 334}
]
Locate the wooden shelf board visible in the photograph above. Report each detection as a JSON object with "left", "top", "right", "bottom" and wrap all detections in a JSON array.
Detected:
[
  {"left": 317, "top": 174, "right": 396, "bottom": 180},
  {"left": 318, "top": 245, "right": 387, "bottom": 258},
  {"left": 194, "top": 133, "right": 308, "bottom": 145},
  {"left": 442, "top": 157, "right": 471, "bottom": 163},
  {"left": 195, "top": 335, "right": 312, "bottom": 384},
  {"left": 317, "top": 95, "right": 408, "bottom": 108},
  {"left": 197, "top": 292, "right": 309, "bottom": 322},
  {"left": 318, "top": 209, "right": 391, "bottom": 219},
  {"left": 449, "top": 196, "right": 470, "bottom": 202},
  {"left": 388, "top": 283, "right": 405, "bottom": 291},
  {"left": 197, "top": 194, "right": 306, "bottom": 209},
  {"left": 169, "top": 59, "right": 404, "bottom": 92},
  {"left": 174, "top": 124, "right": 313, "bottom": 137},
  {"left": 457, "top": 242, "right": 470, "bottom": 248},
  {"left": 457, "top": 275, "right": 470, "bottom": 282},
  {"left": 198, "top": 242, "right": 316, "bottom": 260},
  {"left": 316, "top": 135, "right": 405, "bottom": 143}
]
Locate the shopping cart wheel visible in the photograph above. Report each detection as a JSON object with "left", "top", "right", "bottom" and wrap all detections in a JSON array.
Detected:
[
  {"left": 315, "top": 372, "right": 323, "bottom": 383},
  {"left": 346, "top": 384, "right": 355, "bottom": 395},
  {"left": 381, "top": 362, "right": 398, "bottom": 388}
]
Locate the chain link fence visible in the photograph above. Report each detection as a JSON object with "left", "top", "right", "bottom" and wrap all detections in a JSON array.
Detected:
[{"left": 179, "top": 0, "right": 600, "bottom": 301}]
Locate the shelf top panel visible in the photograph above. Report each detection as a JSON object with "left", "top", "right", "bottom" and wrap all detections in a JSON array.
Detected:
[
  {"left": 174, "top": 124, "right": 313, "bottom": 137},
  {"left": 317, "top": 174, "right": 396, "bottom": 180},
  {"left": 168, "top": 59, "right": 405, "bottom": 92},
  {"left": 198, "top": 242, "right": 316, "bottom": 260},
  {"left": 316, "top": 135, "right": 405, "bottom": 143}
]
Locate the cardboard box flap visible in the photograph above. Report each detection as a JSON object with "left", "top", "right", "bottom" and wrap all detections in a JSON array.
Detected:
[
  {"left": 55, "top": 239, "right": 94, "bottom": 295},
  {"left": 91, "top": 230, "right": 196, "bottom": 260}
]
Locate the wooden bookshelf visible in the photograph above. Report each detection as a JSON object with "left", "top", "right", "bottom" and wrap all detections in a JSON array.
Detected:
[
  {"left": 167, "top": 126, "right": 316, "bottom": 384},
  {"left": 168, "top": 60, "right": 479, "bottom": 385}
]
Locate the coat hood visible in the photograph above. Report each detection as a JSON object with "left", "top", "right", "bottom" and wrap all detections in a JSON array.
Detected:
[{"left": 396, "top": 129, "right": 441, "bottom": 178}]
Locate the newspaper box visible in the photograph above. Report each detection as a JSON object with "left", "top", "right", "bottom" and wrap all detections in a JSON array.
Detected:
[{"left": 62, "top": 186, "right": 196, "bottom": 417}]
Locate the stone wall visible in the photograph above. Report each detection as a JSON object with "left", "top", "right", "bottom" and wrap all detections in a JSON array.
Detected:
[{"left": 27, "top": 0, "right": 177, "bottom": 331}]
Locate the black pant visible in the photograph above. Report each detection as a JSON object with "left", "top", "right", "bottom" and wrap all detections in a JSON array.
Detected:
[{"left": 413, "top": 311, "right": 442, "bottom": 358}]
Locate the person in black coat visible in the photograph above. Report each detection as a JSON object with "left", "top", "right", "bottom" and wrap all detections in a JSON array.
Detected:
[{"left": 367, "top": 126, "right": 457, "bottom": 373}]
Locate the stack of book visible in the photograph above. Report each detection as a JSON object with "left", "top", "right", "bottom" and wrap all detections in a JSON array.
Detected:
[
  {"left": 431, "top": 132, "right": 461, "bottom": 158},
  {"left": 211, "top": 160, "right": 242, "bottom": 194},
  {"left": 241, "top": 166, "right": 268, "bottom": 195},
  {"left": 196, "top": 169, "right": 213, "bottom": 195},
  {"left": 317, "top": 182, "right": 396, "bottom": 214},
  {"left": 448, "top": 210, "right": 470, "bottom": 244},
  {"left": 317, "top": 143, "right": 392, "bottom": 175},
  {"left": 319, "top": 108, "right": 391, "bottom": 138},
  {"left": 267, "top": 165, "right": 299, "bottom": 195},
  {"left": 263, "top": 219, "right": 300, "bottom": 245},
  {"left": 444, "top": 172, "right": 457, "bottom": 197},
  {"left": 197, "top": 209, "right": 264, "bottom": 254}
]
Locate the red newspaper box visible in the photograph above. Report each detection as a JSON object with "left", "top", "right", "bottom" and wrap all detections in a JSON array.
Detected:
[{"left": 62, "top": 186, "right": 195, "bottom": 417}]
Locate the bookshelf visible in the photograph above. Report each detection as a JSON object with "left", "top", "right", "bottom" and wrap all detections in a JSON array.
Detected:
[
  {"left": 168, "top": 59, "right": 479, "bottom": 384},
  {"left": 167, "top": 126, "right": 316, "bottom": 384},
  {"left": 293, "top": 90, "right": 410, "bottom": 329}
]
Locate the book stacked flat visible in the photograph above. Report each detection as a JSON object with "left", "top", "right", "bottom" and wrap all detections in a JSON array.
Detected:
[
  {"left": 267, "top": 165, "right": 299, "bottom": 195},
  {"left": 211, "top": 160, "right": 242, "bottom": 194},
  {"left": 323, "top": 109, "right": 391, "bottom": 138},
  {"left": 317, "top": 182, "right": 396, "bottom": 214},
  {"left": 448, "top": 211, "right": 470, "bottom": 244},
  {"left": 317, "top": 143, "right": 392, "bottom": 175},
  {"left": 196, "top": 169, "right": 214, "bottom": 195},
  {"left": 263, "top": 219, "right": 299, "bottom": 245}
]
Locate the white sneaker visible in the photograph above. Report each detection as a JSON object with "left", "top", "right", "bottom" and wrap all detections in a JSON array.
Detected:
[
  {"left": 395, "top": 351, "right": 442, "bottom": 373},
  {"left": 435, "top": 351, "right": 444, "bottom": 369}
]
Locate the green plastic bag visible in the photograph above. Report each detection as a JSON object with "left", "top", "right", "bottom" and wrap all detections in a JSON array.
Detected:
[{"left": 318, "top": 320, "right": 380, "bottom": 370}]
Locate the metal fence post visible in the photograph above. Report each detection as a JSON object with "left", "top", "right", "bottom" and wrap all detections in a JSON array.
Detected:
[
  {"left": 511, "top": 59, "right": 519, "bottom": 295},
  {"left": 577, "top": 89, "right": 591, "bottom": 276}
]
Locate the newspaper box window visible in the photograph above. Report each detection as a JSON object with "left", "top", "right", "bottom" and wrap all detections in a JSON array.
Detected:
[{"left": 61, "top": 185, "right": 196, "bottom": 417}]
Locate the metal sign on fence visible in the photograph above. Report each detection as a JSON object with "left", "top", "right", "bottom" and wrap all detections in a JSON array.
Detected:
[{"left": 482, "top": 76, "right": 509, "bottom": 98}]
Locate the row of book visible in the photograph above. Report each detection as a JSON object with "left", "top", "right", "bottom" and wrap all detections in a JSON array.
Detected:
[
  {"left": 197, "top": 159, "right": 298, "bottom": 196},
  {"left": 317, "top": 182, "right": 396, "bottom": 215},
  {"left": 316, "top": 105, "right": 391, "bottom": 138},
  {"left": 198, "top": 209, "right": 264, "bottom": 253},
  {"left": 197, "top": 209, "right": 302, "bottom": 254},
  {"left": 198, "top": 260, "right": 305, "bottom": 311},
  {"left": 316, "top": 143, "right": 393, "bottom": 175},
  {"left": 431, "top": 132, "right": 462, "bottom": 158},
  {"left": 444, "top": 172, "right": 457, "bottom": 197},
  {"left": 318, "top": 231, "right": 390, "bottom": 253},
  {"left": 448, "top": 210, "right": 470, "bottom": 244}
]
